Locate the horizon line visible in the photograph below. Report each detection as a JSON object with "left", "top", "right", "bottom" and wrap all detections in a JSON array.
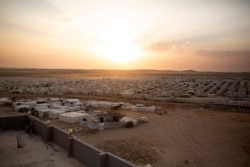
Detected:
[{"left": 0, "top": 67, "right": 249, "bottom": 73}]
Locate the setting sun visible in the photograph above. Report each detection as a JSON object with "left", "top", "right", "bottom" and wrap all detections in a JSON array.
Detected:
[
  {"left": 92, "top": 11, "right": 142, "bottom": 64},
  {"left": 97, "top": 42, "right": 141, "bottom": 63}
]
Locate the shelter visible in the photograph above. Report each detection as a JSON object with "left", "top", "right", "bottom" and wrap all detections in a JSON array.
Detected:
[
  {"left": 59, "top": 112, "right": 88, "bottom": 123},
  {"left": 0, "top": 97, "right": 12, "bottom": 106},
  {"left": 96, "top": 112, "right": 124, "bottom": 129},
  {"left": 131, "top": 105, "right": 156, "bottom": 112},
  {"left": 49, "top": 109, "right": 66, "bottom": 119},
  {"left": 120, "top": 116, "right": 137, "bottom": 127}
]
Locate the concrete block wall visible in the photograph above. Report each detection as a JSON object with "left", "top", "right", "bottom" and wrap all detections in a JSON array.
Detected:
[
  {"left": 0, "top": 114, "right": 27, "bottom": 131},
  {"left": 71, "top": 138, "right": 102, "bottom": 167},
  {"left": 31, "top": 116, "right": 49, "bottom": 140},
  {"left": 51, "top": 126, "right": 70, "bottom": 150}
]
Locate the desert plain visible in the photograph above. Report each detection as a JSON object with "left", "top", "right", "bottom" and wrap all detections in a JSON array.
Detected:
[{"left": 0, "top": 69, "right": 249, "bottom": 167}]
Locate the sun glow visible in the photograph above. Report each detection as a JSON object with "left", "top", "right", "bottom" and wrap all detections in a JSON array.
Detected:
[
  {"left": 93, "top": 16, "right": 141, "bottom": 63},
  {"left": 97, "top": 40, "right": 141, "bottom": 64}
]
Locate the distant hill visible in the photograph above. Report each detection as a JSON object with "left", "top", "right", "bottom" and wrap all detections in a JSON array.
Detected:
[
  {"left": 182, "top": 70, "right": 198, "bottom": 73},
  {"left": 0, "top": 68, "right": 249, "bottom": 79}
]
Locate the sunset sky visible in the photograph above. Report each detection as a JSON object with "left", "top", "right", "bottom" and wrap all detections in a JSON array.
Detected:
[{"left": 0, "top": 0, "right": 249, "bottom": 71}]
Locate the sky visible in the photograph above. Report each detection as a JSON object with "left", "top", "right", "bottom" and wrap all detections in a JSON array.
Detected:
[{"left": 0, "top": 0, "right": 250, "bottom": 71}]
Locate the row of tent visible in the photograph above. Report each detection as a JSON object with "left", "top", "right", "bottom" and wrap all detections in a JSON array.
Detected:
[{"left": 0, "top": 97, "right": 156, "bottom": 123}]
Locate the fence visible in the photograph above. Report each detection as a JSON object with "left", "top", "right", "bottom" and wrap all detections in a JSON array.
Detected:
[{"left": 0, "top": 115, "right": 137, "bottom": 167}]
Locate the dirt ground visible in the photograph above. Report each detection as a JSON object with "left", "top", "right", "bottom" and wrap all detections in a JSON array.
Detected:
[
  {"left": 1, "top": 69, "right": 250, "bottom": 167},
  {"left": 0, "top": 130, "right": 86, "bottom": 167},
  {"left": 36, "top": 106, "right": 250, "bottom": 167},
  {"left": 75, "top": 108, "right": 250, "bottom": 167},
  {"left": 1, "top": 103, "right": 250, "bottom": 167}
]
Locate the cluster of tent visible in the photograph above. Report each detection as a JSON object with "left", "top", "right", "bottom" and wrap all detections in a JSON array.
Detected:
[{"left": 1, "top": 97, "right": 156, "bottom": 131}]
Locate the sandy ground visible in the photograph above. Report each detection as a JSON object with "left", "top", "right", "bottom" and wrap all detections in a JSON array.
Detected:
[
  {"left": 0, "top": 130, "right": 86, "bottom": 167},
  {"left": 1, "top": 105, "right": 250, "bottom": 167},
  {"left": 74, "top": 108, "right": 250, "bottom": 167},
  {"left": 0, "top": 69, "right": 250, "bottom": 167}
]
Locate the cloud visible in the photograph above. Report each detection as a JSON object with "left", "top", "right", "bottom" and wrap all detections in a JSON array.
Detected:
[
  {"left": 143, "top": 41, "right": 196, "bottom": 53},
  {"left": 196, "top": 50, "right": 250, "bottom": 57},
  {"left": 56, "top": 15, "right": 78, "bottom": 26}
]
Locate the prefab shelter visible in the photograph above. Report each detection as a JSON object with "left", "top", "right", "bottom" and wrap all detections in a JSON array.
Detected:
[
  {"left": 98, "top": 101, "right": 113, "bottom": 109},
  {"left": 0, "top": 97, "right": 12, "bottom": 106},
  {"left": 85, "top": 100, "right": 123, "bottom": 110},
  {"left": 120, "top": 116, "right": 137, "bottom": 127},
  {"left": 63, "top": 98, "right": 82, "bottom": 106},
  {"left": 49, "top": 109, "right": 66, "bottom": 119},
  {"left": 49, "top": 98, "right": 61, "bottom": 103},
  {"left": 119, "top": 92, "right": 133, "bottom": 98},
  {"left": 59, "top": 112, "right": 88, "bottom": 123},
  {"left": 36, "top": 108, "right": 50, "bottom": 118},
  {"left": 96, "top": 112, "right": 122, "bottom": 123},
  {"left": 131, "top": 106, "right": 156, "bottom": 112},
  {"left": 96, "top": 112, "right": 123, "bottom": 129},
  {"left": 65, "top": 105, "right": 81, "bottom": 112},
  {"left": 86, "top": 116, "right": 100, "bottom": 130},
  {"left": 86, "top": 100, "right": 99, "bottom": 109},
  {"left": 24, "top": 101, "right": 37, "bottom": 108},
  {"left": 14, "top": 105, "right": 32, "bottom": 112}
]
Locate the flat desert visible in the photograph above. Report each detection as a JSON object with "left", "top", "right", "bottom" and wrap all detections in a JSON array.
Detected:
[{"left": 0, "top": 69, "right": 249, "bottom": 167}]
